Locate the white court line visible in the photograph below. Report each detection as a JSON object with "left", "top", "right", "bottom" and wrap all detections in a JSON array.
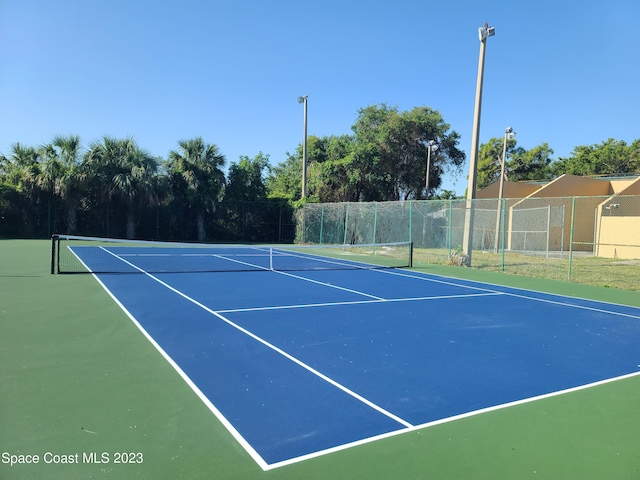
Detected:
[
  {"left": 211, "top": 248, "right": 387, "bottom": 301},
  {"left": 217, "top": 292, "right": 503, "bottom": 314},
  {"left": 118, "top": 253, "right": 270, "bottom": 257},
  {"left": 502, "top": 292, "right": 640, "bottom": 320},
  {"left": 266, "top": 370, "right": 640, "bottom": 470},
  {"left": 120, "top": 245, "right": 386, "bottom": 301},
  {"left": 275, "top": 270, "right": 386, "bottom": 300},
  {"left": 209, "top": 250, "right": 272, "bottom": 271},
  {"left": 270, "top": 247, "right": 384, "bottom": 270},
  {"left": 98, "top": 247, "right": 414, "bottom": 431},
  {"left": 376, "top": 268, "right": 500, "bottom": 293},
  {"left": 376, "top": 269, "right": 640, "bottom": 320}
]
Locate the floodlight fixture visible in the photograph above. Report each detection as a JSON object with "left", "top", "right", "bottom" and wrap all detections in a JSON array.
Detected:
[
  {"left": 478, "top": 22, "right": 495, "bottom": 41},
  {"left": 506, "top": 126, "right": 515, "bottom": 139}
]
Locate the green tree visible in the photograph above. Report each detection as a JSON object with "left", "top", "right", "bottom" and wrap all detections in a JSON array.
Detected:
[
  {"left": 508, "top": 143, "right": 553, "bottom": 182},
  {"left": 433, "top": 189, "right": 459, "bottom": 200},
  {"left": 551, "top": 138, "right": 640, "bottom": 177},
  {"left": 476, "top": 137, "right": 519, "bottom": 190},
  {"left": 1, "top": 143, "right": 43, "bottom": 235},
  {"left": 85, "top": 137, "right": 160, "bottom": 239},
  {"left": 266, "top": 152, "right": 303, "bottom": 201},
  {"left": 477, "top": 139, "right": 553, "bottom": 190},
  {"left": 166, "top": 137, "right": 226, "bottom": 242},
  {"left": 225, "top": 152, "right": 270, "bottom": 202},
  {"left": 2, "top": 143, "right": 41, "bottom": 194},
  {"left": 268, "top": 105, "right": 464, "bottom": 203},
  {"left": 38, "top": 135, "right": 87, "bottom": 233},
  {"left": 351, "top": 104, "right": 465, "bottom": 201},
  {"left": 307, "top": 135, "right": 358, "bottom": 202}
]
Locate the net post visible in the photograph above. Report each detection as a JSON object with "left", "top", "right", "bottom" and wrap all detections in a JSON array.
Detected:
[
  {"left": 50, "top": 234, "right": 58, "bottom": 274},
  {"left": 269, "top": 247, "right": 274, "bottom": 271}
]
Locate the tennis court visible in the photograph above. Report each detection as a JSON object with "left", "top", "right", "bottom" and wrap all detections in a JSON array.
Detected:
[{"left": 49, "top": 236, "right": 640, "bottom": 470}]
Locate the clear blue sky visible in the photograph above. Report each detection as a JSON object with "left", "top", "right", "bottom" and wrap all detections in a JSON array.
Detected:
[{"left": 1, "top": 0, "right": 639, "bottom": 195}]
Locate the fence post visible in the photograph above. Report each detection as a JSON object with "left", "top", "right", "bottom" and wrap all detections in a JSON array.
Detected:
[
  {"left": 501, "top": 198, "right": 506, "bottom": 271},
  {"left": 372, "top": 202, "right": 378, "bottom": 245},
  {"left": 560, "top": 204, "right": 566, "bottom": 259},
  {"left": 343, "top": 204, "right": 350, "bottom": 245},
  {"left": 319, "top": 204, "right": 325, "bottom": 245},
  {"left": 278, "top": 203, "right": 283, "bottom": 243},
  {"left": 546, "top": 204, "right": 551, "bottom": 258},
  {"left": 409, "top": 201, "right": 413, "bottom": 245},
  {"left": 448, "top": 200, "right": 453, "bottom": 257},
  {"left": 568, "top": 197, "right": 576, "bottom": 281}
]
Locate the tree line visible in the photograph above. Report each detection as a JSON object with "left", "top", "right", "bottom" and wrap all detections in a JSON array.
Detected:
[
  {"left": 476, "top": 137, "right": 640, "bottom": 190},
  {"left": 0, "top": 136, "right": 283, "bottom": 242},
  {"left": 2, "top": 103, "right": 639, "bottom": 242}
]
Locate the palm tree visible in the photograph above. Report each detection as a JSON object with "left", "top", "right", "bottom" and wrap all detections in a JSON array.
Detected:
[
  {"left": 166, "top": 137, "right": 226, "bottom": 242},
  {"left": 39, "top": 135, "right": 87, "bottom": 233},
  {"left": 85, "top": 137, "right": 160, "bottom": 239},
  {"left": 4, "top": 143, "right": 41, "bottom": 191},
  {"left": 3, "top": 143, "right": 43, "bottom": 235}
]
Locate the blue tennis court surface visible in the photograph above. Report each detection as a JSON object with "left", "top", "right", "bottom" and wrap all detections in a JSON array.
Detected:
[{"left": 71, "top": 245, "right": 640, "bottom": 470}]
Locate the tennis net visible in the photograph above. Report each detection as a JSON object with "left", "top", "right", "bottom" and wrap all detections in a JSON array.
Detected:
[{"left": 51, "top": 235, "right": 413, "bottom": 274}]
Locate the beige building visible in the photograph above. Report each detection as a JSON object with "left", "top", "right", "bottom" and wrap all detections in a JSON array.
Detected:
[{"left": 476, "top": 174, "right": 640, "bottom": 259}]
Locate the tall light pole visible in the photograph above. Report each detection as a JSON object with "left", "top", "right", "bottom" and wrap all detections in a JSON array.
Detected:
[
  {"left": 462, "top": 22, "right": 495, "bottom": 266},
  {"left": 425, "top": 140, "right": 438, "bottom": 198},
  {"left": 297, "top": 95, "right": 308, "bottom": 199},
  {"left": 494, "top": 126, "right": 515, "bottom": 253}
]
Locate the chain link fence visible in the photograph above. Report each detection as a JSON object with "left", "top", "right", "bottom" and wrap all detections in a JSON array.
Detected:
[
  {"left": 298, "top": 196, "right": 640, "bottom": 291},
  {"left": 0, "top": 196, "right": 296, "bottom": 245}
]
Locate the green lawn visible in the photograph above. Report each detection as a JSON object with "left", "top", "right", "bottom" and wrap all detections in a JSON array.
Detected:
[
  {"left": 413, "top": 247, "right": 640, "bottom": 291},
  {"left": 1, "top": 239, "right": 639, "bottom": 479}
]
